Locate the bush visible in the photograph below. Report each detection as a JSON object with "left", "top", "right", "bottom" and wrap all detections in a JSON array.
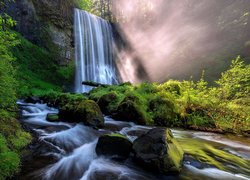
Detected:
[
  {"left": 216, "top": 56, "right": 250, "bottom": 100},
  {"left": 149, "top": 93, "right": 179, "bottom": 127}
]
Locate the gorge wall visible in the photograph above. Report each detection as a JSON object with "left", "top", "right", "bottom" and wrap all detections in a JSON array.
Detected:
[{"left": 7, "top": 0, "right": 75, "bottom": 65}]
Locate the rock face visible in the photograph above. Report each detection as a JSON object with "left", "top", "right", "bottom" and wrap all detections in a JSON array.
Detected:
[
  {"left": 59, "top": 100, "right": 104, "bottom": 128},
  {"left": 7, "top": 0, "right": 74, "bottom": 65},
  {"left": 133, "top": 128, "right": 184, "bottom": 174},
  {"left": 96, "top": 133, "right": 132, "bottom": 159}
]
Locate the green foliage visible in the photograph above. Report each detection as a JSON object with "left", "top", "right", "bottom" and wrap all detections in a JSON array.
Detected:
[
  {"left": 0, "top": 15, "right": 31, "bottom": 179},
  {"left": 0, "top": 29, "right": 19, "bottom": 109},
  {"left": 12, "top": 33, "right": 75, "bottom": 97},
  {"left": 148, "top": 93, "right": 179, "bottom": 127},
  {"left": 216, "top": 56, "right": 250, "bottom": 100},
  {"left": 88, "top": 57, "right": 249, "bottom": 133},
  {"left": 40, "top": 91, "right": 87, "bottom": 107},
  {"left": 74, "top": 0, "right": 93, "bottom": 12},
  {"left": 0, "top": 151, "right": 20, "bottom": 180}
]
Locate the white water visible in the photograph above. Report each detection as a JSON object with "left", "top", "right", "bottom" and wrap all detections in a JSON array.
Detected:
[
  {"left": 18, "top": 102, "right": 250, "bottom": 180},
  {"left": 74, "top": 9, "right": 118, "bottom": 93}
]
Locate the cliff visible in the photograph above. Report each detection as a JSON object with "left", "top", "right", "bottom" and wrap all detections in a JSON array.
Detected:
[{"left": 7, "top": 0, "right": 75, "bottom": 65}]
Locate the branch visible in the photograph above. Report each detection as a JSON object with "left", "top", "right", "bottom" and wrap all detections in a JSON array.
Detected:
[{"left": 82, "top": 81, "right": 109, "bottom": 87}]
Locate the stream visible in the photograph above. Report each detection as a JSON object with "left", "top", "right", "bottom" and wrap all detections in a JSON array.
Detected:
[{"left": 17, "top": 101, "right": 250, "bottom": 180}]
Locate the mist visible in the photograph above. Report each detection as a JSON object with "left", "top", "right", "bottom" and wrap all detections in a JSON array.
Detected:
[{"left": 112, "top": 0, "right": 250, "bottom": 83}]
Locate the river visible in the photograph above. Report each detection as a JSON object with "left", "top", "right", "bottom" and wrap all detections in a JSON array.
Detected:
[{"left": 17, "top": 101, "right": 250, "bottom": 180}]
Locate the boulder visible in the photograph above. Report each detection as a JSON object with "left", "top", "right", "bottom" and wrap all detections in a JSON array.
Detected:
[
  {"left": 113, "top": 95, "right": 149, "bottom": 125},
  {"left": 46, "top": 113, "right": 59, "bottom": 122},
  {"left": 149, "top": 96, "right": 178, "bottom": 127},
  {"left": 59, "top": 100, "right": 104, "bottom": 128},
  {"left": 133, "top": 128, "right": 184, "bottom": 174},
  {"left": 96, "top": 133, "right": 132, "bottom": 159},
  {"left": 97, "top": 92, "right": 118, "bottom": 114}
]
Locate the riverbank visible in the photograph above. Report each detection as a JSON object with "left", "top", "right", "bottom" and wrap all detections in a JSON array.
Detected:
[{"left": 36, "top": 60, "right": 250, "bottom": 136}]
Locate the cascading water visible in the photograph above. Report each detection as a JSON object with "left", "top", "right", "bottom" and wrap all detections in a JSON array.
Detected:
[
  {"left": 74, "top": 8, "right": 118, "bottom": 93},
  {"left": 17, "top": 101, "right": 250, "bottom": 180}
]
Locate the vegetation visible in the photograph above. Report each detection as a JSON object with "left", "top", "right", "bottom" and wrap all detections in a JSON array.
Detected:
[
  {"left": 178, "top": 137, "right": 250, "bottom": 174},
  {"left": 12, "top": 33, "right": 74, "bottom": 97},
  {"left": 0, "top": 0, "right": 249, "bottom": 178},
  {"left": 87, "top": 57, "right": 250, "bottom": 134},
  {"left": 75, "top": 0, "right": 94, "bottom": 12},
  {"left": 0, "top": 11, "right": 32, "bottom": 180}
]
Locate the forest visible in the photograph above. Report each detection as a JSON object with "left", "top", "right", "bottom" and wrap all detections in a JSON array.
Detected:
[{"left": 0, "top": 0, "right": 249, "bottom": 180}]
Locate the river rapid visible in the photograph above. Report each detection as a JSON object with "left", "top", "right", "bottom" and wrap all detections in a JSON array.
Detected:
[{"left": 17, "top": 101, "right": 250, "bottom": 180}]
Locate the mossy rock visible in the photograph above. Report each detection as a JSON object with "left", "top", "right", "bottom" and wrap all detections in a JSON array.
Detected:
[
  {"left": 95, "top": 133, "right": 132, "bottom": 159},
  {"left": 46, "top": 113, "right": 59, "bottom": 122},
  {"left": 149, "top": 95, "right": 179, "bottom": 127},
  {"left": 133, "top": 128, "right": 184, "bottom": 174},
  {"left": 59, "top": 100, "right": 104, "bottom": 128},
  {"left": 97, "top": 92, "right": 118, "bottom": 114},
  {"left": 114, "top": 99, "right": 148, "bottom": 125},
  {"left": 41, "top": 92, "right": 86, "bottom": 107}
]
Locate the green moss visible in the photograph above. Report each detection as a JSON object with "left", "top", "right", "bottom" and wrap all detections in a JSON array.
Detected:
[
  {"left": 9, "top": 131, "right": 32, "bottom": 151},
  {"left": 59, "top": 99, "right": 104, "bottom": 127},
  {"left": 97, "top": 91, "right": 119, "bottom": 114},
  {"left": 115, "top": 93, "right": 153, "bottom": 125},
  {"left": 47, "top": 114, "right": 59, "bottom": 122},
  {"left": 0, "top": 151, "right": 20, "bottom": 180},
  {"left": 106, "top": 133, "right": 128, "bottom": 139},
  {"left": 178, "top": 137, "right": 250, "bottom": 173},
  {"left": 11, "top": 32, "right": 75, "bottom": 97},
  {"left": 149, "top": 93, "right": 179, "bottom": 127},
  {"left": 41, "top": 91, "right": 87, "bottom": 107},
  {"left": 0, "top": 134, "right": 8, "bottom": 153},
  {"left": 164, "top": 129, "right": 184, "bottom": 172}
]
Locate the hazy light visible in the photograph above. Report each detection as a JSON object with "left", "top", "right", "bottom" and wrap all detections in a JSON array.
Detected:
[{"left": 112, "top": 0, "right": 249, "bottom": 83}]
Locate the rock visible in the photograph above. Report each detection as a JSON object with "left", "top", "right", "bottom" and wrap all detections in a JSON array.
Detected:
[
  {"left": 7, "top": 0, "right": 74, "bottom": 65},
  {"left": 97, "top": 92, "right": 118, "bottom": 114},
  {"left": 113, "top": 95, "right": 148, "bottom": 125},
  {"left": 96, "top": 133, "right": 132, "bottom": 159},
  {"left": 149, "top": 95, "right": 178, "bottom": 127},
  {"left": 46, "top": 113, "right": 59, "bottom": 122},
  {"left": 59, "top": 100, "right": 104, "bottom": 128},
  {"left": 133, "top": 128, "right": 184, "bottom": 174},
  {"left": 25, "top": 96, "right": 41, "bottom": 104}
]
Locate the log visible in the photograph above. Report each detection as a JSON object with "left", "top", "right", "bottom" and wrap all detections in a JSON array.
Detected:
[{"left": 82, "top": 81, "right": 109, "bottom": 87}]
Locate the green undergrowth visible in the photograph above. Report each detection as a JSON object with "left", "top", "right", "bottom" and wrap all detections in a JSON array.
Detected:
[
  {"left": 0, "top": 109, "right": 32, "bottom": 180},
  {"left": 40, "top": 91, "right": 87, "bottom": 107},
  {"left": 12, "top": 33, "right": 74, "bottom": 97},
  {"left": 0, "top": 20, "right": 32, "bottom": 179},
  {"left": 88, "top": 57, "right": 250, "bottom": 134}
]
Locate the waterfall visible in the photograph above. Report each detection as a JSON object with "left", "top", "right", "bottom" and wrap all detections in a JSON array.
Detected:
[{"left": 74, "top": 8, "right": 118, "bottom": 93}]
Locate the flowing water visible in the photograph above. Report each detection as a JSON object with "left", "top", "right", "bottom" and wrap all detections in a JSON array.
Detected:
[
  {"left": 17, "top": 101, "right": 250, "bottom": 180},
  {"left": 74, "top": 9, "right": 118, "bottom": 93}
]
